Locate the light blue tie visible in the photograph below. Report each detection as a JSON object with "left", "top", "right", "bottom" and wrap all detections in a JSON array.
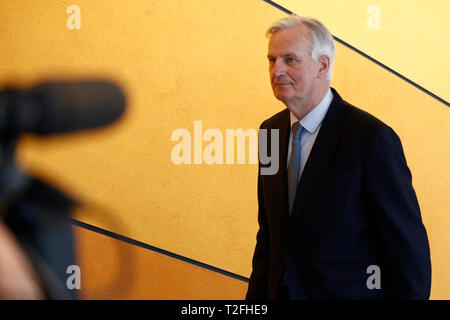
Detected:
[
  {"left": 283, "top": 121, "right": 307, "bottom": 298},
  {"left": 288, "top": 122, "right": 304, "bottom": 216}
]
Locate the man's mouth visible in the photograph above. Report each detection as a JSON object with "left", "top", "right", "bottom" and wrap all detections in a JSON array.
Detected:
[{"left": 274, "top": 83, "right": 291, "bottom": 86}]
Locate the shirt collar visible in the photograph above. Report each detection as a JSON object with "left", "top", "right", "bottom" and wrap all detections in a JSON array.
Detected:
[{"left": 290, "top": 88, "right": 333, "bottom": 134}]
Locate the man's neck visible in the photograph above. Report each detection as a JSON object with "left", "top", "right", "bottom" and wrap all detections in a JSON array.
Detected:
[{"left": 288, "top": 86, "right": 329, "bottom": 121}]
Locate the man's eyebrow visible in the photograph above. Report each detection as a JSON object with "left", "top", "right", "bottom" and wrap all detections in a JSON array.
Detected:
[
  {"left": 283, "top": 53, "right": 300, "bottom": 57},
  {"left": 267, "top": 53, "right": 300, "bottom": 58}
]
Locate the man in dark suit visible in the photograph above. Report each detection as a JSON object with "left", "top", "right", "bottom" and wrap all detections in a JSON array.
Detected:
[{"left": 246, "top": 15, "right": 431, "bottom": 300}]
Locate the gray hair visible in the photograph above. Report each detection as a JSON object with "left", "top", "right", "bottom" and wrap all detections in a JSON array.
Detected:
[{"left": 266, "top": 15, "right": 336, "bottom": 80}]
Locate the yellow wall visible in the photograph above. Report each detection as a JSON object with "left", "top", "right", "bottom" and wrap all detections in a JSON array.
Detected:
[
  {"left": 1, "top": 0, "right": 448, "bottom": 299},
  {"left": 73, "top": 225, "right": 248, "bottom": 299}
]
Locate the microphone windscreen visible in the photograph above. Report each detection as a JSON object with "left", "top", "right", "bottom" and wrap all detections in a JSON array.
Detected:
[{"left": 32, "top": 81, "right": 126, "bottom": 135}]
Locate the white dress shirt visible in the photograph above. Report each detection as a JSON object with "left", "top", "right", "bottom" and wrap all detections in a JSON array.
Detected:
[{"left": 287, "top": 88, "right": 334, "bottom": 181}]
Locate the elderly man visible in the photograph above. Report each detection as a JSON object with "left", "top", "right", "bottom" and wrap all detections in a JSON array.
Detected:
[{"left": 246, "top": 15, "right": 431, "bottom": 300}]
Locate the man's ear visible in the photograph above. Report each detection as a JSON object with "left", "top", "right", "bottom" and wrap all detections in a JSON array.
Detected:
[{"left": 317, "top": 55, "right": 330, "bottom": 79}]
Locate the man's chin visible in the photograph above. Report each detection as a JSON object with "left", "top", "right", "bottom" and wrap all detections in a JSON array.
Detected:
[{"left": 273, "top": 92, "right": 290, "bottom": 104}]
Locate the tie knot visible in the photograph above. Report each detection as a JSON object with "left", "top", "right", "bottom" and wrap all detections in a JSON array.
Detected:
[{"left": 292, "top": 121, "right": 303, "bottom": 140}]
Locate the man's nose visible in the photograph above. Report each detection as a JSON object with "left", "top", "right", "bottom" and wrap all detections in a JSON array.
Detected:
[{"left": 272, "top": 59, "right": 287, "bottom": 77}]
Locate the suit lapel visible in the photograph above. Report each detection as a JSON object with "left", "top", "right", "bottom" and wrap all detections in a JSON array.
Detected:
[
  {"left": 263, "top": 109, "right": 291, "bottom": 228},
  {"left": 289, "top": 89, "right": 347, "bottom": 226},
  {"left": 277, "top": 111, "right": 291, "bottom": 224}
]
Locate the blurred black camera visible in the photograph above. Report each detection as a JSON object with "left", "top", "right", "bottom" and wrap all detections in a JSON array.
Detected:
[{"left": 0, "top": 80, "right": 126, "bottom": 299}]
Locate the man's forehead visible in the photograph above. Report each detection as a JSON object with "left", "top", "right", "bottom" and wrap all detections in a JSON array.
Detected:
[
  {"left": 267, "top": 27, "right": 311, "bottom": 55},
  {"left": 270, "top": 24, "right": 311, "bottom": 41}
]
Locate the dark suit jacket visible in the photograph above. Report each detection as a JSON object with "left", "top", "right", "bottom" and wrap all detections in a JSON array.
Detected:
[{"left": 246, "top": 88, "right": 431, "bottom": 300}]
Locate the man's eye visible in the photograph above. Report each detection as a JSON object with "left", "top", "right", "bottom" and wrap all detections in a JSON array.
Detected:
[{"left": 286, "top": 57, "right": 297, "bottom": 63}]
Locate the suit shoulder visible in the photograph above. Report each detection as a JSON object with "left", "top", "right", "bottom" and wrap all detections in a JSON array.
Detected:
[
  {"left": 341, "top": 99, "right": 391, "bottom": 134},
  {"left": 260, "top": 108, "right": 289, "bottom": 129}
]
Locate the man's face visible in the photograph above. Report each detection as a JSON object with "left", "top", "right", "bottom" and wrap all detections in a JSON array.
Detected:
[{"left": 267, "top": 24, "right": 322, "bottom": 109}]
